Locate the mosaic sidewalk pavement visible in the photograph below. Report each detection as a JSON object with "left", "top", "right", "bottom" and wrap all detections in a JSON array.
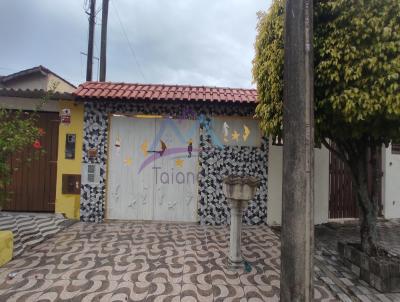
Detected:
[
  {"left": 0, "top": 222, "right": 337, "bottom": 301},
  {"left": 313, "top": 220, "right": 400, "bottom": 302},
  {"left": 316, "top": 219, "right": 400, "bottom": 256},
  {"left": 0, "top": 212, "right": 74, "bottom": 258}
]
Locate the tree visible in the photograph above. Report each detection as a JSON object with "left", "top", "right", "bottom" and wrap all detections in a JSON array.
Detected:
[
  {"left": 0, "top": 106, "right": 47, "bottom": 208},
  {"left": 253, "top": 0, "right": 400, "bottom": 256}
]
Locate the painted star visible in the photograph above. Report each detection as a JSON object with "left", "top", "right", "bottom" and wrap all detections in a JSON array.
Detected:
[
  {"left": 175, "top": 159, "right": 184, "bottom": 168},
  {"left": 141, "top": 140, "right": 149, "bottom": 157},
  {"left": 124, "top": 157, "right": 133, "bottom": 166},
  {"left": 231, "top": 130, "right": 240, "bottom": 142}
]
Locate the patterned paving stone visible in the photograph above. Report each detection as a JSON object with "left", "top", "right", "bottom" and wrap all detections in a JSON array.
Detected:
[
  {"left": 0, "top": 221, "right": 340, "bottom": 301},
  {"left": 239, "top": 266, "right": 280, "bottom": 286},
  {"left": 182, "top": 262, "right": 212, "bottom": 285},
  {"left": 0, "top": 212, "right": 73, "bottom": 258},
  {"left": 35, "top": 279, "right": 81, "bottom": 301},
  {"left": 0, "top": 277, "right": 53, "bottom": 302},
  {"left": 244, "top": 285, "right": 280, "bottom": 302},
  {"left": 153, "top": 264, "right": 183, "bottom": 284},
  {"left": 64, "top": 280, "right": 119, "bottom": 302},
  {"left": 147, "top": 282, "right": 181, "bottom": 302},
  {"left": 213, "top": 284, "right": 246, "bottom": 302},
  {"left": 314, "top": 220, "right": 400, "bottom": 302},
  {"left": 181, "top": 283, "right": 213, "bottom": 302}
]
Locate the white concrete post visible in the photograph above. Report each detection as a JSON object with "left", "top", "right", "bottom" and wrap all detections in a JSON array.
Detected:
[
  {"left": 229, "top": 199, "right": 246, "bottom": 265},
  {"left": 223, "top": 176, "right": 259, "bottom": 269}
]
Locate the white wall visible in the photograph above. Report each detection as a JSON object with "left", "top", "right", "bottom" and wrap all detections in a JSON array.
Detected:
[
  {"left": 382, "top": 144, "right": 400, "bottom": 219},
  {"left": 267, "top": 138, "right": 330, "bottom": 226},
  {"left": 3, "top": 74, "right": 47, "bottom": 91},
  {"left": 266, "top": 143, "right": 283, "bottom": 226}
]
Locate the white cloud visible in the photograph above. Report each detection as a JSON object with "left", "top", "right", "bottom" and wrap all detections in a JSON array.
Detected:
[{"left": 0, "top": 0, "right": 271, "bottom": 88}]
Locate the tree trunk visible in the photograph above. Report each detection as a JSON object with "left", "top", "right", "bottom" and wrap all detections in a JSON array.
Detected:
[{"left": 350, "top": 149, "right": 378, "bottom": 256}]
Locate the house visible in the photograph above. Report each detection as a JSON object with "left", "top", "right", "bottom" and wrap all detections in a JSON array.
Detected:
[
  {"left": 62, "top": 81, "right": 269, "bottom": 224},
  {"left": 0, "top": 66, "right": 75, "bottom": 213},
  {"left": 0, "top": 65, "right": 75, "bottom": 93},
  {"left": 52, "top": 81, "right": 400, "bottom": 225}
]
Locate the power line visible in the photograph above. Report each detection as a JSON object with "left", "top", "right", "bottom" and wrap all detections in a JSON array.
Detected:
[{"left": 111, "top": 0, "right": 146, "bottom": 82}]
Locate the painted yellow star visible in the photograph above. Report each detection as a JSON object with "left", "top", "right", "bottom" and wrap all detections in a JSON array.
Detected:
[
  {"left": 231, "top": 130, "right": 240, "bottom": 142},
  {"left": 141, "top": 140, "right": 149, "bottom": 157},
  {"left": 243, "top": 125, "right": 250, "bottom": 141},
  {"left": 175, "top": 159, "right": 184, "bottom": 168},
  {"left": 124, "top": 157, "right": 133, "bottom": 166}
]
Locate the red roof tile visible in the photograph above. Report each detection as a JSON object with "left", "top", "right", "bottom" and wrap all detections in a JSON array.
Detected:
[{"left": 73, "top": 81, "right": 258, "bottom": 104}]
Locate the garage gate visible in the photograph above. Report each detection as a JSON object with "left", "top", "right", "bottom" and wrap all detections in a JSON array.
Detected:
[{"left": 107, "top": 115, "right": 199, "bottom": 222}]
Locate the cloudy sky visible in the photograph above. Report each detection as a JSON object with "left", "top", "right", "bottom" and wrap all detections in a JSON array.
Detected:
[{"left": 0, "top": 0, "right": 271, "bottom": 88}]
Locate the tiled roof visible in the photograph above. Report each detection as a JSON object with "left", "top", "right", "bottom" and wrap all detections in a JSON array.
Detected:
[
  {"left": 0, "top": 88, "right": 73, "bottom": 100},
  {"left": 74, "top": 81, "right": 258, "bottom": 104}
]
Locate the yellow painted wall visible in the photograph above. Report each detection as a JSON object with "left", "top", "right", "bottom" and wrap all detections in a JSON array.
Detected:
[
  {"left": 55, "top": 100, "right": 84, "bottom": 219},
  {"left": 0, "top": 231, "right": 13, "bottom": 267}
]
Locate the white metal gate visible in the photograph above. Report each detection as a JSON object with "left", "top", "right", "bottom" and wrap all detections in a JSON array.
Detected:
[{"left": 107, "top": 115, "right": 199, "bottom": 222}]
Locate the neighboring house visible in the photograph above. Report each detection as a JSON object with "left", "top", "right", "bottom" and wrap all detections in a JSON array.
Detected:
[
  {"left": 0, "top": 65, "right": 75, "bottom": 93},
  {"left": 267, "top": 133, "right": 400, "bottom": 225},
  {"left": 0, "top": 66, "right": 75, "bottom": 214}
]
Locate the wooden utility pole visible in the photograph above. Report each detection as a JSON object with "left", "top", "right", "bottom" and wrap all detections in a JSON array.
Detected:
[
  {"left": 99, "top": 0, "right": 109, "bottom": 81},
  {"left": 281, "top": 0, "right": 314, "bottom": 301},
  {"left": 86, "top": 0, "right": 96, "bottom": 81}
]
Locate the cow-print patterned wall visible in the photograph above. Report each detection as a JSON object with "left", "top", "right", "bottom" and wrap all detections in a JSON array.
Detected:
[{"left": 81, "top": 100, "right": 268, "bottom": 224}]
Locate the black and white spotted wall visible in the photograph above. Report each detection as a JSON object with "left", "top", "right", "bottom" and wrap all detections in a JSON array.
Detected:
[
  {"left": 198, "top": 118, "right": 268, "bottom": 225},
  {"left": 81, "top": 100, "right": 268, "bottom": 225}
]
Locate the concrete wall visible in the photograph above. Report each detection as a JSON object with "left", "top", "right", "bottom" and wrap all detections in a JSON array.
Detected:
[
  {"left": 55, "top": 100, "right": 84, "bottom": 219},
  {"left": 47, "top": 74, "right": 75, "bottom": 93},
  {"left": 0, "top": 96, "right": 59, "bottom": 112},
  {"left": 267, "top": 138, "right": 330, "bottom": 226},
  {"left": 1, "top": 73, "right": 75, "bottom": 93},
  {"left": 3, "top": 74, "right": 48, "bottom": 91},
  {"left": 382, "top": 144, "right": 400, "bottom": 219}
]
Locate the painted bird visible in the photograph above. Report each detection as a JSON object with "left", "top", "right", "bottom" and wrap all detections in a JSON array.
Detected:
[
  {"left": 223, "top": 122, "right": 230, "bottom": 138},
  {"left": 187, "top": 139, "right": 193, "bottom": 158},
  {"left": 159, "top": 140, "right": 167, "bottom": 156},
  {"left": 147, "top": 140, "right": 167, "bottom": 156}
]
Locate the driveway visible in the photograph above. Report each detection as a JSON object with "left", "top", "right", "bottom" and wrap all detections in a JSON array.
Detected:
[{"left": 0, "top": 221, "right": 336, "bottom": 301}]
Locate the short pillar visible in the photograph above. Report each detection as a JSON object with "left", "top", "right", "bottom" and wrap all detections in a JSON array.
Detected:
[{"left": 223, "top": 176, "right": 259, "bottom": 269}]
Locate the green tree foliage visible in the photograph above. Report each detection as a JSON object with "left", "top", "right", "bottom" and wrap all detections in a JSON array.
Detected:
[{"left": 253, "top": 0, "right": 400, "bottom": 255}]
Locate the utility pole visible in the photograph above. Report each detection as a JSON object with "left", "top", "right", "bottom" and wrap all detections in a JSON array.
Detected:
[
  {"left": 86, "top": 0, "right": 96, "bottom": 81},
  {"left": 281, "top": 0, "right": 314, "bottom": 301},
  {"left": 99, "top": 0, "right": 109, "bottom": 81}
]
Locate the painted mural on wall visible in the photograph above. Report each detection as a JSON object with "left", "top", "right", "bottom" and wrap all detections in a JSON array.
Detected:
[
  {"left": 107, "top": 116, "right": 200, "bottom": 222},
  {"left": 81, "top": 101, "right": 268, "bottom": 225}
]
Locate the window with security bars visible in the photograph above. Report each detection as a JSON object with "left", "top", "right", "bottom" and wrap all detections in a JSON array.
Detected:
[
  {"left": 82, "top": 163, "right": 100, "bottom": 184},
  {"left": 87, "top": 164, "right": 96, "bottom": 182},
  {"left": 392, "top": 143, "right": 400, "bottom": 155}
]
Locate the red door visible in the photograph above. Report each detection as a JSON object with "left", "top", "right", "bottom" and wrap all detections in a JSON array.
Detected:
[{"left": 329, "top": 148, "right": 382, "bottom": 219}]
